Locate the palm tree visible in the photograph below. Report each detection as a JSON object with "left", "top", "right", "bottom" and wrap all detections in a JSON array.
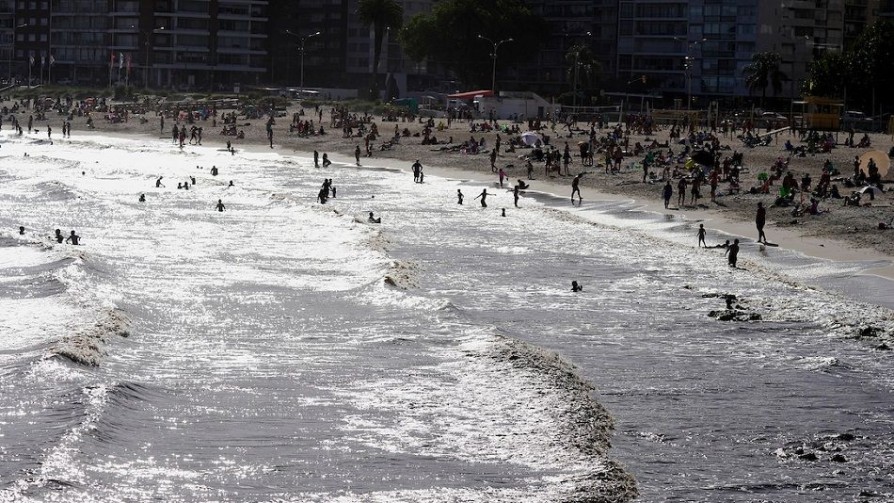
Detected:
[
  {"left": 357, "top": 0, "right": 404, "bottom": 100},
  {"left": 565, "top": 44, "right": 601, "bottom": 100},
  {"left": 743, "top": 52, "right": 788, "bottom": 106}
]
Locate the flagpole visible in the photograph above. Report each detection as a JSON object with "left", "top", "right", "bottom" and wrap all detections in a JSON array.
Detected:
[{"left": 27, "top": 57, "right": 31, "bottom": 88}]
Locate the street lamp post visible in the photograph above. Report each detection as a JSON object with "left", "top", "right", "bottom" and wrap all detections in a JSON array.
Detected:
[
  {"left": 477, "top": 34, "right": 513, "bottom": 93},
  {"left": 145, "top": 27, "right": 164, "bottom": 90},
  {"left": 8, "top": 22, "right": 28, "bottom": 83},
  {"left": 571, "top": 31, "right": 592, "bottom": 108},
  {"left": 286, "top": 30, "right": 321, "bottom": 96},
  {"left": 675, "top": 37, "right": 705, "bottom": 112},
  {"left": 144, "top": 40, "right": 150, "bottom": 90}
]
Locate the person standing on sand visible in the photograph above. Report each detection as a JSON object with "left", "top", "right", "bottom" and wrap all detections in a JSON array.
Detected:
[
  {"left": 513, "top": 184, "right": 520, "bottom": 207},
  {"left": 498, "top": 168, "right": 507, "bottom": 188},
  {"left": 756, "top": 201, "right": 767, "bottom": 243},
  {"left": 314, "top": 150, "right": 320, "bottom": 168},
  {"left": 726, "top": 238, "right": 740, "bottom": 267},
  {"left": 457, "top": 189, "right": 464, "bottom": 205},
  {"left": 475, "top": 189, "right": 494, "bottom": 208},
  {"left": 697, "top": 224, "right": 707, "bottom": 248},
  {"left": 571, "top": 173, "right": 583, "bottom": 204},
  {"left": 663, "top": 180, "right": 673, "bottom": 209},
  {"left": 354, "top": 145, "right": 361, "bottom": 166},
  {"left": 677, "top": 177, "right": 688, "bottom": 207}
]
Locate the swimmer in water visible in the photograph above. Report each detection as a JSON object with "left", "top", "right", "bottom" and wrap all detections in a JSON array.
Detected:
[
  {"left": 215, "top": 199, "right": 226, "bottom": 212},
  {"left": 54, "top": 229, "right": 63, "bottom": 243},
  {"left": 65, "top": 230, "right": 80, "bottom": 245}
]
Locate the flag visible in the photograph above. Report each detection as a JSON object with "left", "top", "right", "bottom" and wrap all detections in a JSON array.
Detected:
[
  {"left": 126, "top": 53, "right": 131, "bottom": 75},
  {"left": 40, "top": 55, "right": 45, "bottom": 67},
  {"left": 119, "top": 52, "right": 124, "bottom": 70},
  {"left": 49, "top": 55, "right": 54, "bottom": 66},
  {"left": 29, "top": 55, "right": 34, "bottom": 66},
  {"left": 110, "top": 52, "right": 115, "bottom": 68}
]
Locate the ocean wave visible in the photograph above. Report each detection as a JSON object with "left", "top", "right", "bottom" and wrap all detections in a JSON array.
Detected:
[
  {"left": 383, "top": 260, "right": 419, "bottom": 290},
  {"left": 0, "top": 275, "right": 67, "bottom": 299},
  {"left": 32, "top": 181, "right": 80, "bottom": 202},
  {"left": 478, "top": 334, "right": 638, "bottom": 501},
  {"left": 50, "top": 307, "right": 132, "bottom": 366}
]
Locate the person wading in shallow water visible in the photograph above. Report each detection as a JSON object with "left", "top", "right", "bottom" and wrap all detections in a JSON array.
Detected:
[
  {"left": 756, "top": 201, "right": 767, "bottom": 244},
  {"left": 65, "top": 230, "right": 80, "bottom": 245},
  {"left": 726, "top": 238, "right": 740, "bottom": 268},
  {"left": 475, "top": 189, "right": 494, "bottom": 208}
]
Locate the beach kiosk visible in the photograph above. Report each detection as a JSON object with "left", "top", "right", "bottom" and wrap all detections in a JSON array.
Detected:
[{"left": 792, "top": 96, "right": 843, "bottom": 131}]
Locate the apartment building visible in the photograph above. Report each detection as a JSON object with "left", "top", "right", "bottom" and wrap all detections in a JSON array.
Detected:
[
  {"left": 843, "top": 0, "right": 878, "bottom": 50},
  {"left": 0, "top": 0, "right": 13, "bottom": 82},
  {"left": 267, "top": 0, "right": 348, "bottom": 89},
  {"left": 510, "top": 0, "right": 617, "bottom": 97},
  {"left": 755, "top": 0, "right": 844, "bottom": 99},
  {"left": 4, "top": 0, "right": 268, "bottom": 90}
]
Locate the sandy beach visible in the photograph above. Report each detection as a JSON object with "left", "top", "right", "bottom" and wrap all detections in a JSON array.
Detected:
[{"left": 16, "top": 97, "right": 894, "bottom": 275}]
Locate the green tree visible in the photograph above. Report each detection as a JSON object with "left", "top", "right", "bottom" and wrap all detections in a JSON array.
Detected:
[
  {"left": 400, "top": 0, "right": 549, "bottom": 89},
  {"left": 565, "top": 44, "right": 601, "bottom": 105},
  {"left": 358, "top": 0, "right": 404, "bottom": 100},
  {"left": 803, "top": 50, "right": 850, "bottom": 98},
  {"left": 846, "top": 19, "right": 894, "bottom": 113},
  {"left": 743, "top": 52, "right": 788, "bottom": 106}
]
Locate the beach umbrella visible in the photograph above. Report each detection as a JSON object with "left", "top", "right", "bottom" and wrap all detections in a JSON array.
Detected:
[
  {"left": 691, "top": 149, "right": 714, "bottom": 167},
  {"left": 859, "top": 150, "right": 890, "bottom": 177},
  {"left": 521, "top": 131, "right": 542, "bottom": 146}
]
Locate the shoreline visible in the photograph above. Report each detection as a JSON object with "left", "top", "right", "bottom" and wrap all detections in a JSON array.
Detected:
[{"left": 25, "top": 102, "right": 894, "bottom": 283}]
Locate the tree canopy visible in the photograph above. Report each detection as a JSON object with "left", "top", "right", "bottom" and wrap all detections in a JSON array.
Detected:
[
  {"left": 805, "top": 19, "right": 894, "bottom": 113},
  {"left": 562, "top": 44, "right": 602, "bottom": 106},
  {"left": 399, "top": 0, "right": 549, "bottom": 90},
  {"left": 358, "top": 0, "right": 404, "bottom": 99},
  {"left": 742, "top": 52, "right": 788, "bottom": 106}
]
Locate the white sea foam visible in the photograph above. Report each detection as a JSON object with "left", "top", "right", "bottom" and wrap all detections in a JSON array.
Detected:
[{"left": 2, "top": 129, "right": 894, "bottom": 502}]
